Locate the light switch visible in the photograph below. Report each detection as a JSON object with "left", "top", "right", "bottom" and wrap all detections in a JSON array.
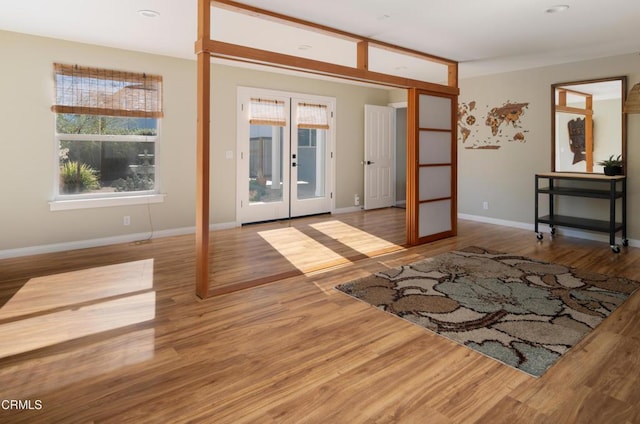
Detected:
[{"left": 225, "top": 150, "right": 234, "bottom": 159}]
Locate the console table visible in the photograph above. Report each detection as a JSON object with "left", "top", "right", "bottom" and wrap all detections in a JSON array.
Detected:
[{"left": 534, "top": 172, "right": 627, "bottom": 252}]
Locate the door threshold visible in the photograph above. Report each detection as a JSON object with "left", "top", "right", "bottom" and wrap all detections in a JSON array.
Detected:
[{"left": 241, "top": 212, "right": 331, "bottom": 226}]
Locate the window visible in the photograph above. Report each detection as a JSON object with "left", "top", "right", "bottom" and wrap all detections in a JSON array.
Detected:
[{"left": 52, "top": 64, "right": 163, "bottom": 201}]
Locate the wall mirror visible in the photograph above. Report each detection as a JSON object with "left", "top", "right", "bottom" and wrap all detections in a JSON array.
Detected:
[{"left": 552, "top": 76, "right": 627, "bottom": 173}]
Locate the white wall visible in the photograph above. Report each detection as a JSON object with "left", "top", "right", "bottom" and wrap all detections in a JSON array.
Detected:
[
  {"left": 458, "top": 53, "right": 640, "bottom": 241},
  {"left": 0, "top": 30, "right": 391, "bottom": 255}
]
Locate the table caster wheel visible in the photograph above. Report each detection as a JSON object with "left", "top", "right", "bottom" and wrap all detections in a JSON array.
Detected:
[
  {"left": 611, "top": 245, "right": 620, "bottom": 253},
  {"left": 536, "top": 233, "right": 543, "bottom": 240},
  {"left": 623, "top": 239, "right": 629, "bottom": 247}
]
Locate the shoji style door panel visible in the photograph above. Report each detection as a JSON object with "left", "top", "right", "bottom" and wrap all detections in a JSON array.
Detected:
[{"left": 407, "top": 89, "right": 457, "bottom": 245}]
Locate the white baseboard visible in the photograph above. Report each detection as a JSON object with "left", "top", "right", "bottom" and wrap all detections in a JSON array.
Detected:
[
  {"left": 334, "top": 205, "right": 407, "bottom": 214},
  {"left": 457, "top": 214, "right": 533, "bottom": 231},
  {"left": 210, "top": 221, "right": 238, "bottom": 231},
  {"left": 3, "top": 213, "right": 635, "bottom": 260},
  {"left": 458, "top": 213, "right": 637, "bottom": 247},
  {"left": 0, "top": 222, "right": 237, "bottom": 260},
  {"left": 334, "top": 206, "right": 363, "bottom": 214}
]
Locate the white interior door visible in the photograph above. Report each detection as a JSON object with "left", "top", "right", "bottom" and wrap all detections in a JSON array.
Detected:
[
  {"left": 364, "top": 104, "right": 395, "bottom": 210},
  {"left": 237, "top": 88, "right": 334, "bottom": 224}
]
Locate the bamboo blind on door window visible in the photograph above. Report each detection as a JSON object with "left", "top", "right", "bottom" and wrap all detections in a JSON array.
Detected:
[
  {"left": 297, "top": 102, "right": 329, "bottom": 129},
  {"left": 52, "top": 63, "right": 164, "bottom": 118},
  {"left": 249, "top": 98, "right": 286, "bottom": 126}
]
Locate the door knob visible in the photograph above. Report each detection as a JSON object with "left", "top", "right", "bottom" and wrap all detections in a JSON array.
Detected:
[{"left": 366, "top": 160, "right": 375, "bottom": 165}]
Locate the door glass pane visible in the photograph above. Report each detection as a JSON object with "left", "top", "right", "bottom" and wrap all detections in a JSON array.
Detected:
[
  {"left": 249, "top": 125, "right": 283, "bottom": 204},
  {"left": 297, "top": 128, "right": 326, "bottom": 200}
]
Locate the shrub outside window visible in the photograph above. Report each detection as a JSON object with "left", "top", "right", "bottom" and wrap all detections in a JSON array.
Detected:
[{"left": 52, "top": 64, "right": 163, "bottom": 198}]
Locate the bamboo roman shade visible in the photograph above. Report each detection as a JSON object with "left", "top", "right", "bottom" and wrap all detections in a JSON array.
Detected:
[
  {"left": 249, "top": 98, "right": 286, "bottom": 126},
  {"left": 624, "top": 83, "right": 640, "bottom": 113},
  {"left": 297, "top": 102, "right": 329, "bottom": 129},
  {"left": 52, "top": 63, "right": 164, "bottom": 118}
]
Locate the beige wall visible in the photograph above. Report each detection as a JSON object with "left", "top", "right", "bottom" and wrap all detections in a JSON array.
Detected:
[
  {"left": 458, "top": 54, "right": 640, "bottom": 242},
  {"left": 388, "top": 88, "right": 408, "bottom": 104},
  {"left": 0, "top": 30, "right": 197, "bottom": 252},
  {"left": 4, "top": 29, "right": 637, "bottom": 255},
  {"left": 0, "top": 30, "right": 391, "bottom": 253}
]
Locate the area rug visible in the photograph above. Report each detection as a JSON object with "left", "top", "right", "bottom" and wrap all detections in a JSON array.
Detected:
[{"left": 335, "top": 246, "right": 639, "bottom": 377}]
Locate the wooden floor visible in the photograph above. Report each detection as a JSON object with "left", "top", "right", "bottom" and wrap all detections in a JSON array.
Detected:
[
  {"left": 207, "top": 209, "right": 406, "bottom": 295},
  {"left": 1, "top": 208, "right": 640, "bottom": 423}
]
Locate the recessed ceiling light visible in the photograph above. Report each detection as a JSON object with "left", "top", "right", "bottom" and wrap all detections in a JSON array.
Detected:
[
  {"left": 298, "top": 44, "right": 312, "bottom": 50},
  {"left": 138, "top": 9, "right": 160, "bottom": 18},
  {"left": 545, "top": 5, "right": 569, "bottom": 13}
]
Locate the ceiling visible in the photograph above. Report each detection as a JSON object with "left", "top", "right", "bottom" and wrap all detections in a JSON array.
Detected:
[{"left": 1, "top": 0, "right": 639, "bottom": 81}]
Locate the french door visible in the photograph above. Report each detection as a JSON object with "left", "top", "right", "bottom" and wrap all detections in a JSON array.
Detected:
[{"left": 237, "top": 87, "right": 334, "bottom": 224}]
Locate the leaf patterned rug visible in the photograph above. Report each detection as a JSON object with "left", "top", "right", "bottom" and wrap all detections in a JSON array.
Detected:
[{"left": 335, "top": 246, "right": 639, "bottom": 377}]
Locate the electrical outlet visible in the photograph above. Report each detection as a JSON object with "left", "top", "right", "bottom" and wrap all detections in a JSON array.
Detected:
[
  {"left": 482, "top": 201, "right": 489, "bottom": 210},
  {"left": 354, "top": 194, "right": 360, "bottom": 206},
  {"left": 123, "top": 216, "right": 131, "bottom": 226}
]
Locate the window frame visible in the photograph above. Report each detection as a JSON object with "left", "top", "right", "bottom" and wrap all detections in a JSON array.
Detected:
[
  {"left": 50, "top": 64, "right": 165, "bottom": 210},
  {"left": 50, "top": 120, "right": 164, "bottom": 210}
]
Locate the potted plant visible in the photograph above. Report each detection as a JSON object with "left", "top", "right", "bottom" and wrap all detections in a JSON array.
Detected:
[{"left": 597, "top": 154, "right": 623, "bottom": 176}]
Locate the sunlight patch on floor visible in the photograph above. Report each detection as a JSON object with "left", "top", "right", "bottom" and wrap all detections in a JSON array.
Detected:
[
  {"left": 258, "top": 227, "right": 351, "bottom": 273},
  {"left": 310, "top": 220, "right": 404, "bottom": 256},
  {"left": 0, "top": 260, "right": 156, "bottom": 359},
  {"left": 0, "top": 292, "right": 156, "bottom": 359},
  {"left": 0, "top": 259, "right": 154, "bottom": 320}
]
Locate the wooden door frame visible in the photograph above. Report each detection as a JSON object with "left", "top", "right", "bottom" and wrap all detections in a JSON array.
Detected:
[{"left": 195, "top": 0, "right": 459, "bottom": 298}]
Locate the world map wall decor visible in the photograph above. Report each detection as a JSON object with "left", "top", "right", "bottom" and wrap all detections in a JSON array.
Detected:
[{"left": 458, "top": 100, "right": 530, "bottom": 149}]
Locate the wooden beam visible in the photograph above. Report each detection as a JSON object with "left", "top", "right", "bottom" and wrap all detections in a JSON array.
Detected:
[
  {"left": 558, "top": 89, "right": 567, "bottom": 107},
  {"left": 357, "top": 41, "right": 368, "bottom": 71},
  {"left": 555, "top": 105, "right": 594, "bottom": 115},
  {"left": 558, "top": 87, "right": 592, "bottom": 97},
  {"left": 448, "top": 63, "right": 458, "bottom": 88},
  {"left": 207, "top": 39, "right": 459, "bottom": 95},
  {"left": 196, "top": 0, "right": 211, "bottom": 299}
]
